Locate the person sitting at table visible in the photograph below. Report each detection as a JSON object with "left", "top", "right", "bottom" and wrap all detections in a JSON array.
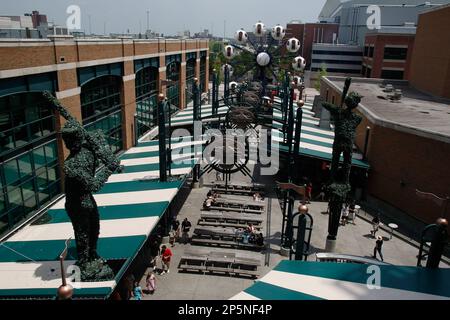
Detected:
[
  {"left": 203, "top": 196, "right": 214, "bottom": 210},
  {"left": 255, "top": 233, "right": 264, "bottom": 246},
  {"left": 253, "top": 192, "right": 263, "bottom": 202},
  {"left": 246, "top": 223, "right": 256, "bottom": 234}
]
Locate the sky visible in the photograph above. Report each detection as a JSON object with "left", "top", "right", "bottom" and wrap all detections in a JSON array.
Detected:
[{"left": 0, "top": 0, "right": 327, "bottom": 36}]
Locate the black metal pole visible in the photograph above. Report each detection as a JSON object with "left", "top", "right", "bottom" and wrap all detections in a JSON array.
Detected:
[
  {"left": 426, "top": 218, "right": 448, "bottom": 268},
  {"left": 158, "top": 94, "right": 168, "bottom": 182},
  {"left": 363, "top": 126, "right": 371, "bottom": 160},
  {"left": 293, "top": 105, "right": 303, "bottom": 184},
  {"left": 294, "top": 213, "right": 307, "bottom": 261},
  {"left": 134, "top": 113, "right": 138, "bottom": 147},
  {"left": 193, "top": 79, "right": 200, "bottom": 183},
  {"left": 224, "top": 65, "right": 230, "bottom": 103},
  {"left": 212, "top": 70, "right": 217, "bottom": 115}
]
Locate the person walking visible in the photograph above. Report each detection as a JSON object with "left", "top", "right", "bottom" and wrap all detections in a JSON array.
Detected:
[
  {"left": 341, "top": 204, "right": 349, "bottom": 226},
  {"left": 371, "top": 215, "right": 380, "bottom": 237},
  {"left": 373, "top": 235, "right": 384, "bottom": 261},
  {"left": 149, "top": 239, "right": 161, "bottom": 272},
  {"left": 160, "top": 245, "right": 173, "bottom": 274},
  {"left": 181, "top": 218, "right": 192, "bottom": 244},
  {"left": 172, "top": 218, "right": 180, "bottom": 242},
  {"left": 145, "top": 272, "right": 156, "bottom": 295},
  {"left": 315, "top": 184, "right": 326, "bottom": 201}
]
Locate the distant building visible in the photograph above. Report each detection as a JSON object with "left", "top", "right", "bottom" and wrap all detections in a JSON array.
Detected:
[
  {"left": 0, "top": 11, "right": 68, "bottom": 39},
  {"left": 311, "top": 43, "right": 363, "bottom": 74},
  {"left": 362, "top": 26, "right": 416, "bottom": 80},
  {"left": 193, "top": 29, "right": 212, "bottom": 39},
  {"left": 285, "top": 21, "right": 339, "bottom": 68},
  {"left": 318, "top": 0, "right": 450, "bottom": 46}
]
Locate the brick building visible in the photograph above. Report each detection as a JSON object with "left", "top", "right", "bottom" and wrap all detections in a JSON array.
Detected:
[
  {"left": 409, "top": 4, "right": 450, "bottom": 99},
  {"left": 285, "top": 21, "right": 339, "bottom": 68},
  {"left": 317, "top": 5, "right": 450, "bottom": 231},
  {"left": 0, "top": 37, "right": 209, "bottom": 236},
  {"left": 362, "top": 28, "right": 416, "bottom": 80},
  {"left": 320, "top": 77, "right": 450, "bottom": 228}
]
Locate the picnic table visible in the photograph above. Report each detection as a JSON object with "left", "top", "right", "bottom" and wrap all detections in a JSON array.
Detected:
[
  {"left": 179, "top": 250, "right": 260, "bottom": 278},
  {"left": 212, "top": 182, "right": 266, "bottom": 196},
  {"left": 206, "top": 198, "right": 265, "bottom": 214},
  {"left": 192, "top": 226, "right": 264, "bottom": 251},
  {"left": 200, "top": 212, "right": 263, "bottom": 225}
]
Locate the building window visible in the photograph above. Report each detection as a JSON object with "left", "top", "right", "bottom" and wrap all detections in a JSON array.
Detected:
[
  {"left": 0, "top": 91, "right": 61, "bottom": 236},
  {"left": 186, "top": 59, "right": 196, "bottom": 105},
  {"left": 135, "top": 67, "right": 158, "bottom": 138},
  {"left": 0, "top": 93, "right": 55, "bottom": 156},
  {"left": 368, "top": 46, "right": 374, "bottom": 58},
  {"left": 80, "top": 75, "right": 123, "bottom": 153},
  {"left": 364, "top": 46, "right": 369, "bottom": 57},
  {"left": 381, "top": 69, "right": 404, "bottom": 80},
  {"left": 166, "top": 62, "right": 180, "bottom": 112},
  {"left": 383, "top": 47, "right": 407, "bottom": 60},
  {"left": 312, "top": 50, "right": 363, "bottom": 57}
]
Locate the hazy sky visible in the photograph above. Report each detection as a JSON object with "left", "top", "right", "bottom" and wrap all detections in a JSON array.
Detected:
[{"left": 0, "top": 0, "right": 327, "bottom": 36}]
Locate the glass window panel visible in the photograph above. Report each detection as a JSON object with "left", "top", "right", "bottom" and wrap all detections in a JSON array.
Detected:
[
  {"left": 33, "top": 146, "right": 46, "bottom": 169},
  {"left": 0, "top": 128, "right": 14, "bottom": 153},
  {"left": 44, "top": 142, "right": 57, "bottom": 164},
  {"left": 7, "top": 186, "right": 23, "bottom": 209},
  {"left": 4, "top": 159, "right": 20, "bottom": 185},
  {"left": 0, "top": 192, "right": 5, "bottom": 215},
  {"left": 47, "top": 166, "right": 58, "bottom": 183},
  {"left": 0, "top": 213, "right": 9, "bottom": 235},
  {"left": 18, "top": 153, "right": 33, "bottom": 179},
  {"left": 14, "top": 125, "right": 29, "bottom": 147}
]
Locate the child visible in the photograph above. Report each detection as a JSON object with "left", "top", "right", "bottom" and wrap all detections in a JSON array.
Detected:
[
  {"left": 132, "top": 282, "right": 143, "bottom": 300},
  {"left": 146, "top": 272, "right": 156, "bottom": 295}
]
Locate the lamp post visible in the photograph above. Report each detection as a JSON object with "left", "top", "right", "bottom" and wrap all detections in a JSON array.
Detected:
[{"left": 56, "top": 238, "right": 73, "bottom": 300}]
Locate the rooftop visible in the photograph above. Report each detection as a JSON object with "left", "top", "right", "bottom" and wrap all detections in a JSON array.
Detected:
[{"left": 324, "top": 76, "right": 450, "bottom": 143}]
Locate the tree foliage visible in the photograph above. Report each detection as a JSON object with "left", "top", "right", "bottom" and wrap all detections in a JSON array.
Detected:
[{"left": 314, "top": 63, "right": 328, "bottom": 92}]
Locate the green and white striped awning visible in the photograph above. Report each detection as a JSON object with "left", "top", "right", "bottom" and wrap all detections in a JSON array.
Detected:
[
  {"left": 0, "top": 137, "right": 202, "bottom": 299},
  {"left": 170, "top": 101, "right": 369, "bottom": 169},
  {"left": 231, "top": 261, "right": 450, "bottom": 300},
  {"left": 271, "top": 99, "right": 369, "bottom": 169}
]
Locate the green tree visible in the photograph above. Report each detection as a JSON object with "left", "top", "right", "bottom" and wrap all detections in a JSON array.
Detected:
[{"left": 314, "top": 63, "right": 328, "bottom": 92}]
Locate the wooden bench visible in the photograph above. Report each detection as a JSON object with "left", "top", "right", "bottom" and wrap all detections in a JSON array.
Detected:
[
  {"left": 198, "top": 220, "right": 263, "bottom": 230},
  {"left": 191, "top": 237, "right": 263, "bottom": 251},
  {"left": 211, "top": 183, "right": 265, "bottom": 197},
  {"left": 210, "top": 198, "right": 265, "bottom": 210},
  {"left": 198, "top": 212, "right": 263, "bottom": 231},
  {"left": 200, "top": 212, "right": 263, "bottom": 224},
  {"left": 178, "top": 250, "right": 260, "bottom": 278},
  {"left": 207, "top": 205, "right": 264, "bottom": 214}
]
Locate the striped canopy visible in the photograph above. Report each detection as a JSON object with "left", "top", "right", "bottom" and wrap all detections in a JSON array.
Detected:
[
  {"left": 231, "top": 260, "right": 450, "bottom": 300},
  {"left": 0, "top": 137, "right": 201, "bottom": 299},
  {"left": 171, "top": 101, "right": 369, "bottom": 169}
]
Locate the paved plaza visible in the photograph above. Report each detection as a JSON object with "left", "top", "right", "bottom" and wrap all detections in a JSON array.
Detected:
[{"left": 137, "top": 164, "right": 448, "bottom": 300}]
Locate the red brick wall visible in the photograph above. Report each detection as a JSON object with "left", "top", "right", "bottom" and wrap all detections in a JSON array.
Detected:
[
  {"left": 410, "top": 5, "right": 450, "bottom": 98},
  {"left": 363, "top": 34, "right": 415, "bottom": 80}
]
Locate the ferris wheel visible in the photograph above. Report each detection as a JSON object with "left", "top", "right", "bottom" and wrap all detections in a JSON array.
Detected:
[{"left": 223, "top": 21, "right": 307, "bottom": 89}]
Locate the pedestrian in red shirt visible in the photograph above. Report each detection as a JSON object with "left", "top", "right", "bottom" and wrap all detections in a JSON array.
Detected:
[{"left": 160, "top": 245, "right": 173, "bottom": 275}]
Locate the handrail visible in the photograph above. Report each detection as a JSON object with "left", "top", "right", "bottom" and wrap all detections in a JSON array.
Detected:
[{"left": 316, "top": 253, "right": 391, "bottom": 265}]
